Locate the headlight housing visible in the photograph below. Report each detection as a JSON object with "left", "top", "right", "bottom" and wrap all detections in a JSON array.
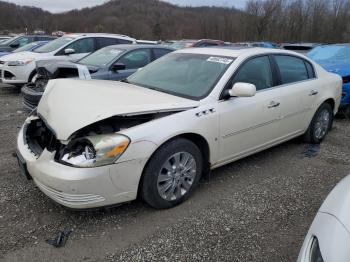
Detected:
[
  {"left": 8, "top": 59, "right": 34, "bottom": 66},
  {"left": 59, "top": 134, "right": 130, "bottom": 168},
  {"left": 310, "top": 237, "right": 324, "bottom": 262}
]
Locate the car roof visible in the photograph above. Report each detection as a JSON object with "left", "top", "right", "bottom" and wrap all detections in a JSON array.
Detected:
[
  {"left": 101, "top": 44, "right": 175, "bottom": 51},
  {"left": 176, "top": 47, "right": 308, "bottom": 58},
  {"left": 179, "top": 39, "right": 223, "bottom": 43},
  {"left": 63, "top": 33, "right": 135, "bottom": 41},
  {"left": 19, "top": 35, "right": 55, "bottom": 38}
]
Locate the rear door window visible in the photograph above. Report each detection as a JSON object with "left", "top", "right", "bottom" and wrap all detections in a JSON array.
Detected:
[
  {"left": 274, "top": 55, "right": 309, "bottom": 84},
  {"left": 65, "top": 38, "right": 95, "bottom": 54},
  {"left": 117, "top": 49, "right": 151, "bottom": 69},
  {"left": 305, "top": 61, "right": 316, "bottom": 78},
  {"left": 116, "top": 39, "right": 133, "bottom": 44}
]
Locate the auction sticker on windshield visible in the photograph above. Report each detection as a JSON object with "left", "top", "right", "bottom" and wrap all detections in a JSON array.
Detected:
[{"left": 207, "top": 57, "right": 233, "bottom": 64}]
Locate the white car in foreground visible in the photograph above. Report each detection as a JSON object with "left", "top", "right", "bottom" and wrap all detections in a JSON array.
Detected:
[
  {"left": 0, "top": 33, "right": 136, "bottom": 86},
  {"left": 16, "top": 47, "right": 342, "bottom": 209},
  {"left": 298, "top": 175, "right": 350, "bottom": 262}
]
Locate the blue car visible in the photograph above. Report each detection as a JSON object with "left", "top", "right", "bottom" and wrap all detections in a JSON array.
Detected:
[
  {"left": 308, "top": 44, "right": 350, "bottom": 117},
  {"left": 0, "top": 41, "right": 50, "bottom": 57}
]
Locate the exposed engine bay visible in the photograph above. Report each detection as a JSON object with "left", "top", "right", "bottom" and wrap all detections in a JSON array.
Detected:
[
  {"left": 25, "top": 111, "right": 178, "bottom": 159},
  {"left": 71, "top": 112, "right": 174, "bottom": 139},
  {"left": 32, "top": 60, "right": 98, "bottom": 91}
]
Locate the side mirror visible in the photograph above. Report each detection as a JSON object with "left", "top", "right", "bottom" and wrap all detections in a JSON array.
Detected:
[
  {"left": 229, "top": 82, "right": 256, "bottom": 97},
  {"left": 10, "top": 43, "right": 20, "bottom": 48},
  {"left": 111, "top": 63, "right": 126, "bottom": 72},
  {"left": 64, "top": 48, "right": 75, "bottom": 55}
]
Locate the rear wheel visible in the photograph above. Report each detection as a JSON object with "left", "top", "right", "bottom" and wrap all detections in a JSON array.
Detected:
[
  {"left": 303, "top": 103, "right": 333, "bottom": 144},
  {"left": 141, "top": 138, "right": 203, "bottom": 209}
]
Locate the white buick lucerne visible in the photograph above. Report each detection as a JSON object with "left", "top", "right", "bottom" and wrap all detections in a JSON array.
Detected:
[{"left": 16, "top": 47, "right": 342, "bottom": 209}]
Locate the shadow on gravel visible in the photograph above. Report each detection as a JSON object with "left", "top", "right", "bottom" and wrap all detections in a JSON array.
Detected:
[{"left": 301, "top": 144, "right": 320, "bottom": 158}]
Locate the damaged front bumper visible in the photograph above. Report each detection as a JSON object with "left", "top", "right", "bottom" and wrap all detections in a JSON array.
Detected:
[{"left": 16, "top": 119, "right": 150, "bottom": 209}]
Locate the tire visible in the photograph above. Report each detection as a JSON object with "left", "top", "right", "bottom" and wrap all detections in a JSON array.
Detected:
[
  {"left": 141, "top": 138, "right": 203, "bottom": 209},
  {"left": 303, "top": 102, "right": 333, "bottom": 144}
]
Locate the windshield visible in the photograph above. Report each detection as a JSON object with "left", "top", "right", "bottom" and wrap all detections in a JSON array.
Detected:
[
  {"left": 14, "top": 42, "right": 40, "bottom": 52},
  {"left": 79, "top": 47, "right": 124, "bottom": 67},
  {"left": 34, "top": 37, "right": 75, "bottom": 53},
  {"left": 128, "top": 53, "right": 234, "bottom": 100},
  {"left": 308, "top": 45, "right": 350, "bottom": 62}
]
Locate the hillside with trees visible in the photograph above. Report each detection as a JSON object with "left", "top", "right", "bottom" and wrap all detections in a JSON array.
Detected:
[{"left": 0, "top": 0, "right": 349, "bottom": 43}]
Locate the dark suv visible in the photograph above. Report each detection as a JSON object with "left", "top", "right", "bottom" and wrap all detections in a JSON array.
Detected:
[{"left": 0, "top": 35, "right": 56, "bottom": 52}]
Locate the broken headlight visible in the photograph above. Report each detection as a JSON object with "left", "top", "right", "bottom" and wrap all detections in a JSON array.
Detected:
[{"left": 59, "top": 134, "right": 130, "bottom": 168}]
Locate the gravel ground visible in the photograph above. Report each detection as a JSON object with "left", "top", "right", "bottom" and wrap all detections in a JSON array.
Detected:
[{"left": 0, "top": 84, "right": 349, "bottom": 262}]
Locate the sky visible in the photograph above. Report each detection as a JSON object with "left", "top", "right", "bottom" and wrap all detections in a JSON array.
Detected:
[{"left": 2, "top": 0, "right": 248, "bottom": 13}]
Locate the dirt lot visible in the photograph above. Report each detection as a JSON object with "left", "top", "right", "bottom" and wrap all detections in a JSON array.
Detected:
[{"left": 0, "top": 84, "right": 349, "bottom": 262}]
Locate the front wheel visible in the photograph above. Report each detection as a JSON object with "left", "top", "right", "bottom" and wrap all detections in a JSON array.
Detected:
[
  {"left": 303, "top": 103, "right": 333, "bottom": 144},
  {"left": 141, "top": 138, "right": 203, "bottom": 209}
]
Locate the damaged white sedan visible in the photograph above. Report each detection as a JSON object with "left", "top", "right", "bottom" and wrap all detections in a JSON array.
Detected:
[{"left": 17, "top": 47, "right": 342, "bottom": 209}]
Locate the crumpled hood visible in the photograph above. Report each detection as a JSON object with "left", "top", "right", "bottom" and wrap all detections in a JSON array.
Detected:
[
  {"left": 1, "top": 51, "right": 50, "bottom": 61},
  {"left": 36, "top": 60, "right": 99, "bottom": 75},
  {"left": 317, "top": 61, "right": 350, "bottom": 77},
  {"left": 38, "top": 79, "right": 199, "bottom": 140},
  {"left": 319, "top": 174, "right": 350, "bottom": 232}
]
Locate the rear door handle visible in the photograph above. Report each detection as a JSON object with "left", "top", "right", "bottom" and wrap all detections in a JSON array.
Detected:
[
  {"left": 309, "top": 90, "right": 318, "bottom": 96},
  {"left": 268, "top": 101, "right": 280, "bottom": 108}
]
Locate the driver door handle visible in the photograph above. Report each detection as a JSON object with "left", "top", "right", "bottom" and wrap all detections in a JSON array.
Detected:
[
  {"left": 309, "top": 90, "right": 318, "bottom": 96},
  {"left": 268, "top": 101, "right": 280, "bottom": 108}
]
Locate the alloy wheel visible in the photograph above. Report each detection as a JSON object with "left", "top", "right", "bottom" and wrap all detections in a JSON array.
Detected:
[
  {"left": 157, "top": 152, "right": 197, "bottom": 201},
  {"left": 314, "top": 109, "right": 330, "bottom": 140}
]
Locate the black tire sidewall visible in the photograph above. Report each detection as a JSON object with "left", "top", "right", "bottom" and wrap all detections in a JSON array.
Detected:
[{"left": 141, "top": 138, "right": 203, "bottom": 209}]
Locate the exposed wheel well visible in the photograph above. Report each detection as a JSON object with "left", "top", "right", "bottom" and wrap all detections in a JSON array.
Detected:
[
  {"left": 324, "top": 98, "right": 335, "bottom": 111},
  {"left": 137, "top": 133, "right": 211, "bottom": 198},
  {"left": 177, "top": 133, "right": 210, "bottom": 168},
  {"left": 28, "top": 70, "right": 37, "bottom": 83}
]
